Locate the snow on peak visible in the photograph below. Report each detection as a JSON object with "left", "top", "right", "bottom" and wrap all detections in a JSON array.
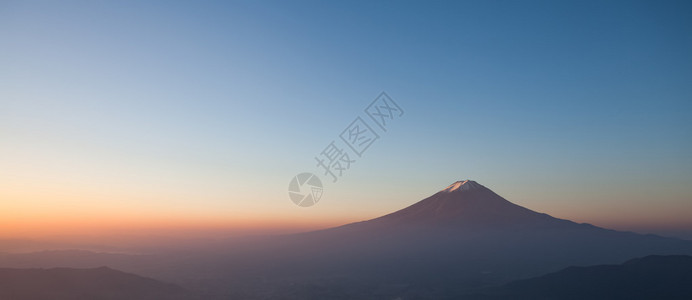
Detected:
[{"left": 441, "top": 180, "right": 482, "bottom": 192}]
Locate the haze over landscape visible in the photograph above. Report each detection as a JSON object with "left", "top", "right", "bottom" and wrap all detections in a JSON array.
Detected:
[
  {"left": 2, "top": 0, "right": 692, "bottom": 299},
  {"left": 1, "top": 180, "right": 691, "bottom": 298}
]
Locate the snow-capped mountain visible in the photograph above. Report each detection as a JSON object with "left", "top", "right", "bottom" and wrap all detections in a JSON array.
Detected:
[{"left": 279, "top": 180, "right": 692, "bottom": 289}]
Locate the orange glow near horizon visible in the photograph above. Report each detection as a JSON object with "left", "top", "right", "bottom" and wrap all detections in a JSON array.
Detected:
[
  {"left": 2, "top": 174, "right": 691, "bottom": 241},
  {"left": 3, "top": 201, "right": 691, "bottom": 240},
  {"left": 0, "top": 179, "right": 362, "bottom": 239},
  {"left": 0, "top": 209, "right": 357, "bottom": 239}
]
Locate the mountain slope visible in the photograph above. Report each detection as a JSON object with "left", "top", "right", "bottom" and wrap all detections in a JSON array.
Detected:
[
  {"left": 291, "top": 180, "right": 692, "bottom": 266},
  {"left": 240, "top": 180, "right": 692, "bottom": 297},
  {"left": 345, "top": 180, "right": 569, "bottom": 228}
]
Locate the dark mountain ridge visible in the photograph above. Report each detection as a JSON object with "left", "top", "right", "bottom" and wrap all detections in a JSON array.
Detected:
[{"left": 470, "top": 255, "right": 692, "bottom": 299}]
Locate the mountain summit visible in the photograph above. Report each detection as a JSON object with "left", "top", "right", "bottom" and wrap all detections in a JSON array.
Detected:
[
  {"left": 368, "top": 180, "right": 554, "bottom": 227},
  {"left": 441, "top": 180, "right": 484, "bottom": 192}
]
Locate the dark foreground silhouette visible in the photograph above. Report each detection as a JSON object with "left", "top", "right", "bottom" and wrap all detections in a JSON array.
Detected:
[
  {"left": 1, "top": 255, "right": 690, "bottom": 300},
  {"left": 468, "top": 255, "right": 692, "bottom": 300}
]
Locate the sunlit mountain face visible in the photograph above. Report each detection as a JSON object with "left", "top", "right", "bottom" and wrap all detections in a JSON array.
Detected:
[{"left": 359, "top": 180, "right": 560, "bottom": 226}]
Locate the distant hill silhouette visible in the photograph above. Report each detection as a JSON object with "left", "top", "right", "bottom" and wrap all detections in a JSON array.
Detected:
[
  {"left": 469, "top": 255, "right": 692, "bottom": 299},
  {"left": 0, "top": 267, "right": 198, "bottom": 300}
]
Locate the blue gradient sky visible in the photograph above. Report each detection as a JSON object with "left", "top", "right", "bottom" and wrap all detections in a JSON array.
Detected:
[{"left": 1, "top": 0, "right": 691, "bottom": 237}]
